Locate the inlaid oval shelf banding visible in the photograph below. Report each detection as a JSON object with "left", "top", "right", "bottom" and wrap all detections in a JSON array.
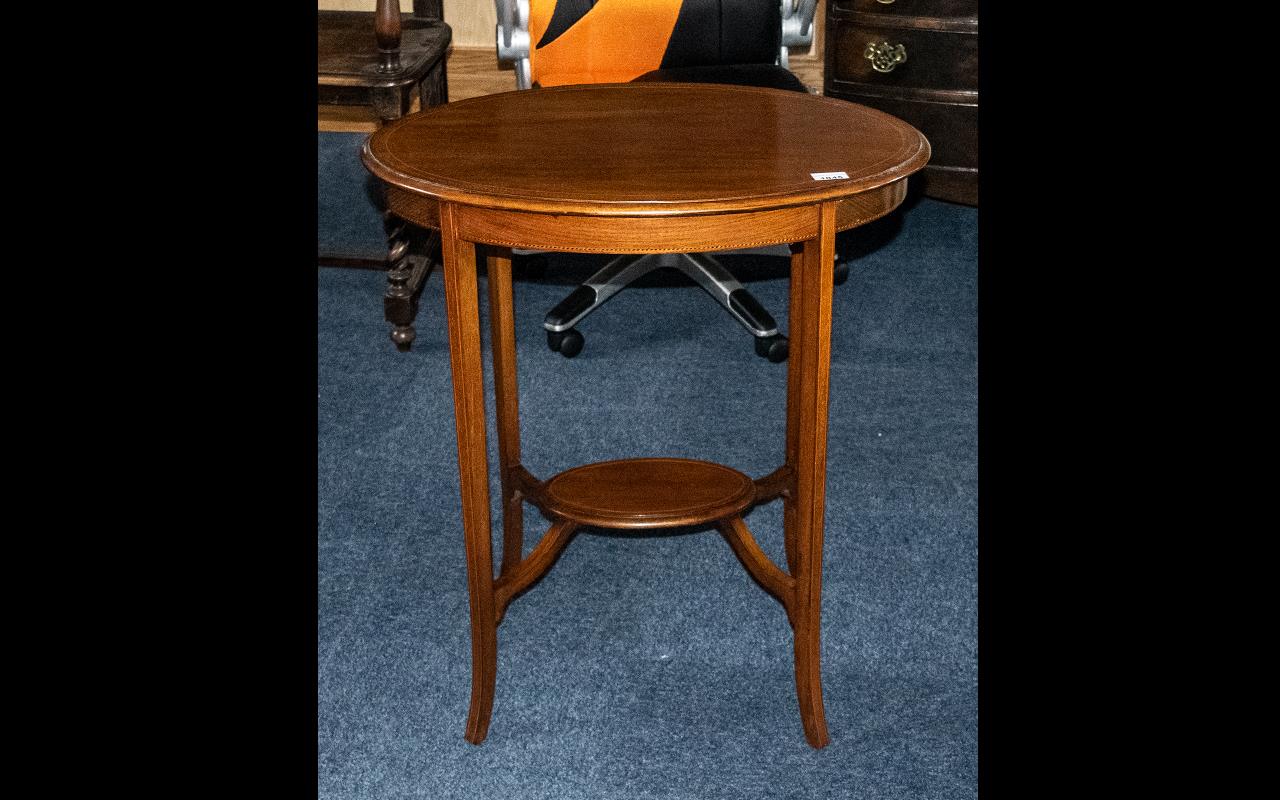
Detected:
[{"left": 542, "top": 457, "right": 755, "bottom": 529}]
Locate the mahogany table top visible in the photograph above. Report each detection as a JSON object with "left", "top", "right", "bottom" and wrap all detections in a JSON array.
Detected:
[{"left": 362, "top": 83, "right": 930, "bottom": 217}]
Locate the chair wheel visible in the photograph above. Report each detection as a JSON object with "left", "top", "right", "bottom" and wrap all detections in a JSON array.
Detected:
[
  {"left": 833, "top": 260, "right": 850, "bottom": 286},
  {"left": 547, "top": 328, "right": 584, "bottom": 358},
  {"left": 517, "top": 254, "right": 548, "bottom": 279},
  {"left": 754, "top": 334, "right": 788, "bottom": 363}
]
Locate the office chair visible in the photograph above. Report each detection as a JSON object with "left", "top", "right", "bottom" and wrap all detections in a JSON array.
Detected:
[{"left": 495, "top": 0, "right": 844, "bottom": 362}]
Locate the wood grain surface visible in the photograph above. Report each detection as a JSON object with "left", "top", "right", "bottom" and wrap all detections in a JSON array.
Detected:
[
  {"left": 363, "top": 82, "right": 928, "bottom": 215},
  {"left": 542, "top": 458, "right": 756, "bottom": 529}
]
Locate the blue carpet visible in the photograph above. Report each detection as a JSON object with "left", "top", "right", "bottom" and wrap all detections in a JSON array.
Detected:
[
  {"left": 318, "top": 132, "right": 977, "bottom": 799},
  {"left": 319, "top": 132, "right": 388, "bottom": 260}
]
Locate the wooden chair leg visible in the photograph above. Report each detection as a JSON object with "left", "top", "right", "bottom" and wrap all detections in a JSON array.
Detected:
[
  {"left": 371, "top": 85, "right": 412, "bottom": 125},
  {"left": 420, "top": 58, "right": 448, "bottom": 110},
  {"left": 384, "top": 213, "right": 433, "bottom": 351}
]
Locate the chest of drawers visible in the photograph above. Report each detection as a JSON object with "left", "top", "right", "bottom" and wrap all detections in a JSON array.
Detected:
[{"left": 823, "top": 0, "right": 977, "bottom": 205}]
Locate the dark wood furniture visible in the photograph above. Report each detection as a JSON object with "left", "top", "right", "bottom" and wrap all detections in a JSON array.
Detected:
[
  {"left": 318, "top": 0, "right": 451, "bottom": 350},
  {"left": 824, "top": 0, "right": 976, "bottom": 205},
  {"left": 362, "top": 83, "right": 929, "bottom": 748}
]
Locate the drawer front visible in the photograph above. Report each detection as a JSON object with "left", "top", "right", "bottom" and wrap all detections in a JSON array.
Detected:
[
  {"left": 833, "top": 0, "right": 978, "bottom": 18},
  {"left": 827, "top": 93, "right": 976, "bottom": 170},
  {"left": 830, "top": 23, "right": 977, "bottom": 93}
]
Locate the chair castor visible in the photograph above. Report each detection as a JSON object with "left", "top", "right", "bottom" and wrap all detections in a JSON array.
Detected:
[
  {"left": 547, "top": 328, "right": 585, "bottom": 358},
  {"left": 755, "top": 334, "right": 789, "bottom": 363}
]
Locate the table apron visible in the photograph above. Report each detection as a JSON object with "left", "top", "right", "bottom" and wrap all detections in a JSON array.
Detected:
[
  {"left": 834, "top": 179, "right": 908, "bottom": 232},
  {"left": 384, "top": 180, "right": 908, "bottom": 253},
  {"left": 455, "top": 204, "right": 819, "bottom": 254},
  {"left": 386, "top": 187, "right": 442, "bottom": 230}
]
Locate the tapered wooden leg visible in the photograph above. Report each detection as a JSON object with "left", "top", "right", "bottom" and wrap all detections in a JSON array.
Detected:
[
  {"left": 785, "top": 202, "right": 837, "bottom": 749},
  {"left": 486, "top": 247, "right": 524, "bottom": 579},
  {"left": 784, "top": 243, "right": 804, "bottom": 579},
  {"left": 440, "top": 204, "right": 498, "bottom": 744}
]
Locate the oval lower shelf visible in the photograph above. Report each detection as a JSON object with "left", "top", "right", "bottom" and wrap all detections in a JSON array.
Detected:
[{"left": 543, "top": 457, "right": 755, "bottom": 530}]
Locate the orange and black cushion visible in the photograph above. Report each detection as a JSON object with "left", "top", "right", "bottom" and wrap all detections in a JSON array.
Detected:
[{"left": 529, "top": 0, "right": 806, "bottom": 93}]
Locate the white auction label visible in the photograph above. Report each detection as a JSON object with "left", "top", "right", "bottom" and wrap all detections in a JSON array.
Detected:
[{"left": 810, "top": 171, "right": 849, "bottom": 181}]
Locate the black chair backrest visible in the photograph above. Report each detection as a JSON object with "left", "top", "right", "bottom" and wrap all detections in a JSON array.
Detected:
[{"left": 660, "top": 0, "right": 781, "bottom": 69}]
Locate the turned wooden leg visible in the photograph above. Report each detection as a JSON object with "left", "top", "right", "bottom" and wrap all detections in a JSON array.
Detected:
[
  {"left": 384, "top": 211, "right": 417, "bottom": 351},
  {"left": 785, "top": 202, "right": 837, "bottom": 749},
  {"left": 385, "top": 224, "right": 436, "bottom": 352},
  {"left": 440, "top": 203, "right": 498, "bottom": 744},
  {"left": 374, "top": 0, "right": 403, "bottom": 74},
  {"left": 486, "top": 247, "right": 524, "bottom": 578}
]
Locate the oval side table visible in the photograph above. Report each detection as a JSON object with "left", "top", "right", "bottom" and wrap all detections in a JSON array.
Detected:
[{"left": 362, "top": 83, "right": 929, "bottom": 748}]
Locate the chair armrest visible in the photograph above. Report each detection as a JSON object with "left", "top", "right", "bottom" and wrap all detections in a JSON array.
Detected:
[
  {"left": 781, "top": 0, "right": 819, "bottom": 49},
  {"left": 495, "top": 0, "right": 532, "bottom": 89}
]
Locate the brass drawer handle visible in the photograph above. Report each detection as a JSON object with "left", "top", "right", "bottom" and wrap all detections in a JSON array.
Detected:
[
  {"left": 864, "top": 41, "right": 907, "bottom": 73},
  {"left": 875, "top": 0, "right": 897, "bottom": 4}
]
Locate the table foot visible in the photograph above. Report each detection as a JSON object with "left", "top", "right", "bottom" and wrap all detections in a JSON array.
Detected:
[
  {"left": 793, "top": 605, "right": 831, "bottom": 749},
  {"left": 390, "top": 325, "right": 416, "bottom": 351},
  {"left": 463, "top": 620, "right": 497, "bottom": 744}
]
